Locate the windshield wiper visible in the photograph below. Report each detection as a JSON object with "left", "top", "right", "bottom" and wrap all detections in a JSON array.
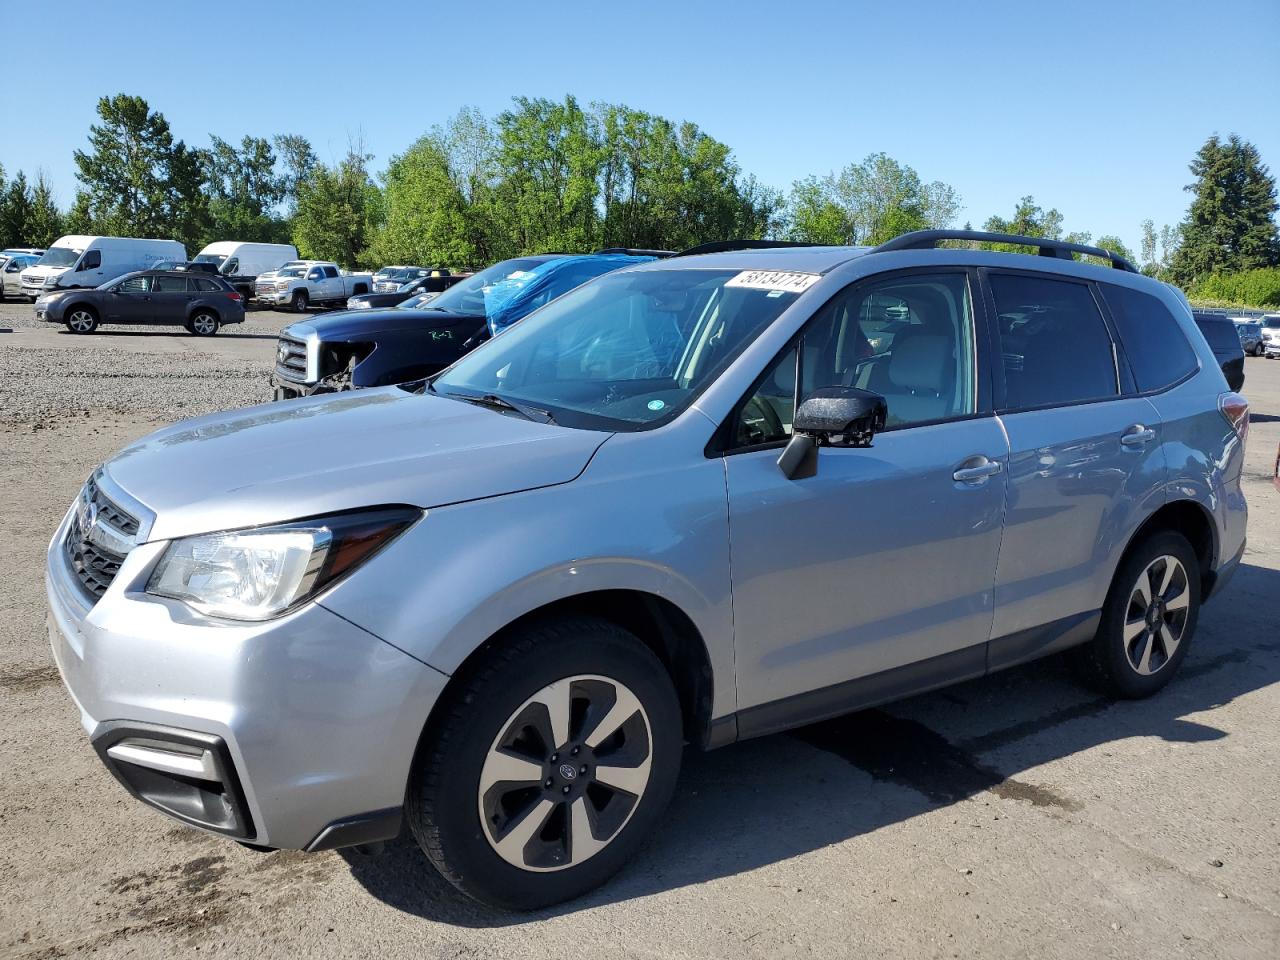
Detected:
[{"left": 444, "top": 391, "right": 557, "bottom": 424}]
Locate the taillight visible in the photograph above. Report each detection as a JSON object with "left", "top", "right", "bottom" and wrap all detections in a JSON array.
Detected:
[
  {"left": 1219, "top": 392, "right": 1249, "bottom": 445},
  {"left": 227, "top": 291, "right": 243, "bottom": 301}
]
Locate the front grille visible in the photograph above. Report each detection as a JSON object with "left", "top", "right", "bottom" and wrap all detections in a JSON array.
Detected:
[
  {"left": 255, "top": 280, "right": 281, "bottom": 296},
  {"left": 63, "top": 475, "right": 139, "bottom": 601},
  {"left": 374, "top": 281, "right": 399, "bottom": 293},
  {"left": 274, "top": 336, "right": 309, "bottom": 383}
]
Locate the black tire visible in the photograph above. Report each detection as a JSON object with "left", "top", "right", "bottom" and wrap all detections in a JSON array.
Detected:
[
  {"left": 406, "top": 617, "right": 682, "bottom": 910},
  {"left": 1077, "top": 531, "right": 1200, "bottom": 698},
  {"left": 187, "top": 311, "right": 220, "bottom": 336},
  {"left": 64, "top": 305, "right": 99, "bottom": 334},
  {"left": 290, "top": 290, "right": 309, "bottom": 313}
]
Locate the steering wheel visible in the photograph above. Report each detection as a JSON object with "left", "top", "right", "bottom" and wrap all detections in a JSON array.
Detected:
[{"left": 741, "top": 395, "right": 785, "bottom": 443}]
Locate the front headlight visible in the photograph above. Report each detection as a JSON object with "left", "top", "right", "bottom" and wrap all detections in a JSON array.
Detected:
[{"left": 147, "top": 507, "right": 419, "bottom": 621}]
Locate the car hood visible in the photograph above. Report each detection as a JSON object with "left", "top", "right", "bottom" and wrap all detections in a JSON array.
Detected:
[
  {"left": 285, "top": 308, "right": 483, "bottom": 341},
  {"left": 104, "top": 388, "right": 611, "bottom": 541}
]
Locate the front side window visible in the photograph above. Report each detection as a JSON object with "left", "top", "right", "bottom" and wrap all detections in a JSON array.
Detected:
[
  {"left": 433, "top": 268, "right": 806, "bottom": 430},
  {"left": 991, "top": 274, "right": 1118, "bottom": 410},
  {"left": 734, "top": 272, "right": 977, "bottom": 445},
  {"left": 1101, "top": 284, "right": 1198, "bottom": 392},
  {"left": 117, "top": 275, "right": 151, "bottom": 294},
  {"left": 80, "top": 250, "right": 102, "bottom": 270}
]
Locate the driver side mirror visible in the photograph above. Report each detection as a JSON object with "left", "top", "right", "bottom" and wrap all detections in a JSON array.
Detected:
[{"left": 777, "top": 387, "right": 887, "bottom": 480}]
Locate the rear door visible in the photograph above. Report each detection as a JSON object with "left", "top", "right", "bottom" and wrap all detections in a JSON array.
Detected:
[
  {"left": 150, "top": 274, "right": 193, "bottom": 324},
  {"left": 985, "top": 270, "right": 1166, "bottom": 667}
]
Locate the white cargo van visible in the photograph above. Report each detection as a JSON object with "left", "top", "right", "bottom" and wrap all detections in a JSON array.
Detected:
[
  {"left": 193, "top": 241, "right": 299, "bottom": 278},
  {"left": 19, "top": 236, "right": 186, "bottom": 300}
]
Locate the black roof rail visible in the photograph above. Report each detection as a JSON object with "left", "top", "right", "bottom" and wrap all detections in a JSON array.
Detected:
[
  {"left": 593, "top": 247, "right": 677, "bottom": 258},
  {"left": 873, "top": 230, "right": 1139, "bottom": 273},
  {"left": 676, "top": 239, "right": 822, "bottom": 257}
]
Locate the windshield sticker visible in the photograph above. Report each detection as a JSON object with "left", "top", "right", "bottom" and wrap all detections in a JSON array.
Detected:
[
  {"left": 647, "top": 399, "right": 666, "bottom": 411},
  {"left": 725, "top": 270, "right": 820, "bottom": 294}
]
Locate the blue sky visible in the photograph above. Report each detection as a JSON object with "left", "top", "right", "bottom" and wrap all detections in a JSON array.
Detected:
[{"left": 2, "top": 0, "right": 1277, "bottom": 255}]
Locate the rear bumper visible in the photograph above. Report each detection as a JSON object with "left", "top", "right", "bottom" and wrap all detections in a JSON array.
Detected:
[{"left": 45, "top": 505, "right": 447, "bottom": 849}]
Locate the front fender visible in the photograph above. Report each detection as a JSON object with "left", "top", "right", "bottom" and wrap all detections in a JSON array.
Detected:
[{"left": 319, "top": 442, "right": 738, "bottom": 719}]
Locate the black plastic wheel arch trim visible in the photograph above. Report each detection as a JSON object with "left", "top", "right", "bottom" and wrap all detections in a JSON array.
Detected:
[{"left": 305, "top": 807, "right": 404, "bottom": 852}]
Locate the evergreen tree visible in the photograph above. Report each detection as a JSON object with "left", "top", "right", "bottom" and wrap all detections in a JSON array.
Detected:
[
  {"left": 0, "top": 170, "right": 34, "bottom": 247},
  {"left": 1170, "top": 134, "right": 1280, "bottom": 284},
  {"left": 27, "top": 172, "right": 64, "bottom": 247}
]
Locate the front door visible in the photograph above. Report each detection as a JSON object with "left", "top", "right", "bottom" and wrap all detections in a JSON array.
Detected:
[
  {"left": 723, "top": 269, "right": 1008, "bottom": 733},
  {"left": 104, "top": 274, "right": 153, "bottom": 321}
]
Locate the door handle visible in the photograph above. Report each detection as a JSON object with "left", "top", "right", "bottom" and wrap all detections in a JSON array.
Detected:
[
  {"left": 953, "top": 455, "right": 1003, "bottom": 483},
  {"left": 1120, "top": 425, "right": 1156, "bottom": 447}
]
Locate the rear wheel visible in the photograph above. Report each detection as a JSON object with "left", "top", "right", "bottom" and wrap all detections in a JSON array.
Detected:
[
  {"left": 407, "top": 618, "right": 682, "bottom": 910},
  {"left": 188, "top": 311, "right": 220, "bottom": 336},
  {"left": 1078, "top": 531, "right": 1200, "bottom": 698},
  {"left": 290, "top": 290, "right": 309, "bottom": 313},
  {"left": 65, "top": 307, "right": 98, "bottom": 334}
]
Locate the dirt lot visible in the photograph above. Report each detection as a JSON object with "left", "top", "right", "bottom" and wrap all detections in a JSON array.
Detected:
[{"left": 1, "top": 300, "right": 1278, "bottom": 959}]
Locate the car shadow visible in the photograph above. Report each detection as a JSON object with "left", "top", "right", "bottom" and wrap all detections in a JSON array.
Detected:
[
  {"left": 56, "top": 329, "right": 280, "bottom": 341},
  {"left": 339, "top": 561, "right": 1280, "bottom": 925}
]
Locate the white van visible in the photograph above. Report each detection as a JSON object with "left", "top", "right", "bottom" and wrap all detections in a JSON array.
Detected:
[
  {"left": 193, "top": 242, "right": 298, "bottom": 279},
  {"left": 19, "top": 236, "right": 186, "bottom": 300}
]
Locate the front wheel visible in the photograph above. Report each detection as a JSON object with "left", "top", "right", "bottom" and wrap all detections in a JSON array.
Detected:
[
  {"left": 290, "top": 290, "right": 309, "bottom": 313},
  {"left": 65, "top": 307, "right": 98, "bottom": 334},
  {"left": 407, "top": 618, "right": 682, "bottom": 910},
  {"left": 1078, "top": 531, "right": 1200, "bottom": 698}
]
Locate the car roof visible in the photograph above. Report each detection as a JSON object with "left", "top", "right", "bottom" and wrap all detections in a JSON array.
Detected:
[{"left": 629, "top": 245, "right": 872, "bottom": 274}]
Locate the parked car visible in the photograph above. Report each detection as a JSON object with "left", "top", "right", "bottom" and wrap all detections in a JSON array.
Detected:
[
  {"left": 46, "top": 231, "right": 1247, "bottom": 909},
  {"left": 254, "top": 261, "right": 373, "bottom": 311},
  {"left": 34, "top": 269, "right": 245, "bottom": 335},
  {"left": 20, "top": 236, "right": 186, "bottom": 300},
  {"left": 1, "top": 252, "right": 41, "bottom": 298},
  {"left": 1232, "top": 319, "right": 1264, "bottom": 356},
  {"left": 346, "top": 271, "right": 464, "bottom": 310},
  {"left": 1261, "top": 314, "right": 1280, "bottom": 358},
  {"left": 1191, "top": 312, "right": 1246, "bottom": 390},
  {"left": 271, "top": 253, "right": 652, "bottom": 399},
  {"left": 371, "top": 265, "right": 440, "bottom": 293},
  {"left": 2, "top": 246, "right": 46, "bottom": 259}
]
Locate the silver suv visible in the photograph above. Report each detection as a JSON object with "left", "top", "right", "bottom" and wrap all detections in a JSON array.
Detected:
[
  {"left": 1262, "top": 314, "right": 1280, "bottom": 358},
  {"left": 47, "top": 231, "right": 1249, "bottom": 909}
]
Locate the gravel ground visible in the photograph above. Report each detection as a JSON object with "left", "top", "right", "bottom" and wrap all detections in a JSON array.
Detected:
[{"left": 2, "top": 296, "right": 1279, "bottom": 959}]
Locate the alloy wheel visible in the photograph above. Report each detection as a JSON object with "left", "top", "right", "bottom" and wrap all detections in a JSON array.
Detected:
[
  {"left": 1123, "top": 554, "right": 1190, "bottom": 676},
  {"left": 191, "top": 314, "right": 218, "bottom": 335},
  {"left": 68, "top": 310, "right": 95, "bottom": 332},
  {"left": 477, "top": 674, "right": 653, "bottom": 873}
]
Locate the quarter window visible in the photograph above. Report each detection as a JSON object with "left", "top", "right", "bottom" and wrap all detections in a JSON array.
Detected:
[
  {"left": 1102, "top": 285, "right": 1198, "bottom": 391},
  {"left": 192, "top": 277, "right": 221, "bottom": 292},
  {"left": 990, "top": 274, "right": 1118, "bottom": 410}
]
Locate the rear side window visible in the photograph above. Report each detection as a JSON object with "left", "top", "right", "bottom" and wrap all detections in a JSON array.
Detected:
[
  {"left": 154, "top": 275, "right": 189, "bottom": 293},
  {"left": 990, "top": 273, "right": 1118, "bottom": 410},
  {"left": 1193, "top": 316, "right": 1244, "bottom": 354},
  {"left": 1102, "top": 285, "right": 1198, "bottom": 391}
]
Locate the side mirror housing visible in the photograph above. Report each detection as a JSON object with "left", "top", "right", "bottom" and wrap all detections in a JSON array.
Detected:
[{"left": 777, "top": 387, "right": 887, "bottom": 480}]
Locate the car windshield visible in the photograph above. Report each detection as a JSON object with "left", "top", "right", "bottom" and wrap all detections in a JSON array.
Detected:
[
  {"left": 426, "top": 258, "right": 549, "bottom": 316},
  {"left": 194, "top": 253, "right": 226, "bottom": 266},
  {"left": 432, "top": 268, "right": 805, "bottom": 431},
  {"left": 38, "top": 247, "right": 83, "bottom": 268},
  {"left": 278, "top": 267, "right": 307, "bottom": 278},
  {"left": 1264, "top": 318, "right": 1280, "bottom": 329}
]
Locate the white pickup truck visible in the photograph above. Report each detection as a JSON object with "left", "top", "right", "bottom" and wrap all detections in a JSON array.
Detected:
[{"left": 254, "top": 261, "right": 373, "bottom": 312}]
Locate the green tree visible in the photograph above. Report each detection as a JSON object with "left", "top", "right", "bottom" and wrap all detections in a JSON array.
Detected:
[
  {"left": 27, "top": 172, "right": 64, "bottom": 247},
  {"left": 0, "top": 170, "right": 34, "bottom": 248},
  {"left": 784, "top": 154, "right": 960, "bottom": 245},
  {"left": 203, "top": 135, "right": 288, "bottom": 243},
  {"left": 983, "top": 195, "right": 1064, "bottom": 252},
  {"left": 1140, "top": 219, "right": 1158, "bottom": 271},
  {"left": 493, "top": 95, "right": 602, "bottom": 253},
  {"left": 367, "top": 135, "right": 474, "bottom": 267},
  {"left": 292, "top": 147, "right": 380, "bottom": 267},
  {"left": 272, "top": 134, "right": 317, "bottom": 215},
  {"left": 1170, "top": 134, "right": 1280, "bottom": 284},
  {"left": 72, "top": 94, "right": 208, "bottom": 249}
]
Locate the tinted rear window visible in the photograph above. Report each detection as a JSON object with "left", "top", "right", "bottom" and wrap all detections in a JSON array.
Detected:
[
  {"left": 1102, "top": 285, "right": 1198, "bottom": 392},
  {"left": 193, "top": 277, "right": 221, "bottom": 292},
  {"left": 1193, "top": 316, "right": 1244, "bottom": 353}
]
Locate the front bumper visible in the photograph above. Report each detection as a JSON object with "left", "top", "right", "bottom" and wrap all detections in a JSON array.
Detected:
[
  {"left": 1264, "top": 341, "right": 1280, "bottom": 357},
  {"left": 46, "top": 504, "right": 447, "bottom": 849}
]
